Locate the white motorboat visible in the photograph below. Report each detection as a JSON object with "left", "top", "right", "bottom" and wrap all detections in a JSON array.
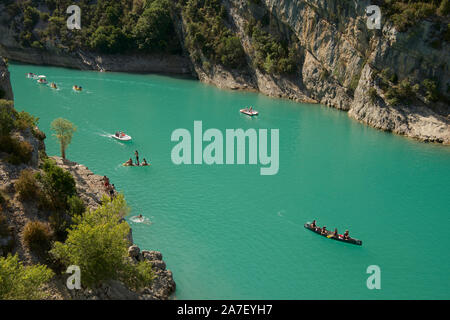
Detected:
[{"left": 112, "top": 132, "right": 132, "bottom": 141}]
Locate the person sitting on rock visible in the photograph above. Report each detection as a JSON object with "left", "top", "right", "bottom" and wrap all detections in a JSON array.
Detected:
[{"left": 103, "top": 175, "right": 110, "bottom": 188}]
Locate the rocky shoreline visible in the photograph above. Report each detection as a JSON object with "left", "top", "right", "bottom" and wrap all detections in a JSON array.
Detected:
[
  {"left": 50, "top": 157, "right": 176, "bottom": 300},
  {"left": 2, "top": 57, "right": 176, "bottom": 298}
]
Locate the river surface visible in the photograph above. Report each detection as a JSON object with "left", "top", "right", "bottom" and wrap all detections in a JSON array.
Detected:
[{"left": 9, "top": 63, "right": 450, "bottom": 299}]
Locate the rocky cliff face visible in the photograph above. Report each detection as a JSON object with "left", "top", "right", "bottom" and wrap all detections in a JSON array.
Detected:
[
  {"left": 187, "top": 0, "right": 449, "bottom": 143},
  {"left": 0, "top": 0, "right": 448, "bottom": 143},
  {"left": 0, "top": 57, "right": 13, "bottom": 100}
]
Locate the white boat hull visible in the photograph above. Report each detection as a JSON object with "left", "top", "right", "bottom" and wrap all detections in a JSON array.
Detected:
[
  {"left": 112, "top": 134, "right": 132, "bottom": 141},
  {"left": 240, "top": 109, "right": 259, "bottom": 116}
]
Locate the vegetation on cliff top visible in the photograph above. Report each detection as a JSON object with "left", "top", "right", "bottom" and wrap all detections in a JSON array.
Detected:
[
  {"left": 181, "top": 0, "right": 247, "bottom": 69},
  {"left": 51, "top": 194, "right": 155, "bottom": 290},
  {"left": 3, "top": 0, "right": 182, "bottom": 54},
  {"left": 381, "top": 0, "right": 450, "bottom": 45},
  {"left": 0, "top": 99, "right": 39, "bottom": 165},
  {"left": 0, "top": 254, "right": 54, "bottom": 299}
]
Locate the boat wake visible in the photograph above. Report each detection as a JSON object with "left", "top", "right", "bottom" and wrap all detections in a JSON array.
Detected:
[{"left": 277, "top": 210, "right": 302, "bottom": 227}]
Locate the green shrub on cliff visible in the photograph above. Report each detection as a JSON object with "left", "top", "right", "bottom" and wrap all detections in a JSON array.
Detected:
[
  {"left": 245, "top": 18, "right": 300, "bottom": 75},
  {"left": 23, "top": 220, "right": 54, "bottom": 253},
  {"left": 133, "top": 0, "right": 179, "bottom": 53},
  {"left": 51, "top": 194, "right": 153, "bottom": 289},
  {"left": 183, "top": 0, "right": 247, "bottom": 69},
  {"left": 36, "top": 158, "right": 77, "bottom": 210},
  {"left": 0, "top": 136, "right": 33, "bottom": 165},
  {"left": 15, "top": 169, "right": 40, "bottom": 201},
  {"left": 383, "top": 1, "right": 449, "bottom": 33},
  {"left": 0, "top": 254, "right": 54, "bottom": 300},
  {"left": 422, "top": 79, "right": 440, "bottom": 102}
]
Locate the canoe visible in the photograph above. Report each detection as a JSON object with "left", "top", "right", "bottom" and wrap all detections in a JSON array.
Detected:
[
  {"left": 240, "top": 108, "right": 259, "bottom": 116},
  {"left": 304, "top": 223, "right": 362, "bottom": 246}
]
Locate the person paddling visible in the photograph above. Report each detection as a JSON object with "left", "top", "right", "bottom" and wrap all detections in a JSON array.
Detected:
[
  {"left": 321, "top": 226, "right": 327, "bottom": 235},
  {"left": 311, "top": 220, "right": 317, "bottom": 229},
  {"left": 343, "top": 230, "right": 350, "bottom": 240},
  {"left": 142, "top": 158, "right": 149, "bottom": 166},
  {"left": 332, "top": 228, "right": 339, "bottom": 238}
]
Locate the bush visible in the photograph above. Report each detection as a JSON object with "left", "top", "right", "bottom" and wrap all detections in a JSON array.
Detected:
[
  {"left": 382, "top": 1, "right": 446, "bottom": 32},
  {"left": 67, "top": 195, "right": 86, "bottom": 216},
  {"left": 14, "top": 110, "right": 39, "bottom": 133},
  {"left": 0, "top": 101, "right": 15, "bottom": 136},
  {"left": 438, "top": 0, "right": 450, "bottom": 16},
  {"left": 422, "top": 79, "right": 440, "bottom": 102},
  {"left": 23, "top": 221, "right": 53, "bottom": 253},
  {"left": 246, "top": 20, "right": 300, "bottom": 75},
  {"left": 0, "top": 136, "right": 33, "bottom": 165},
  {"left": 133, "top": 0, "right": 176, "bottom": 52},
  {"left": 50, "top": 194, "right": 152, "bottom": 289},
  {"left": 15, "top": 169, "right": 39, "bottom": 201},
  {"left": 0, "top": 254, "right": 54, "bottom": 300},
  {"left": 183, "top": 0, "right": 247, "bottom": 69},
  {"left": 37, "top": 159, "right": 76, "bottom": 210}
]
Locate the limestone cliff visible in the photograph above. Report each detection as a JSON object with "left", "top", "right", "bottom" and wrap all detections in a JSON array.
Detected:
[{"left": 0, "top": 57, "right": 13, "bottom": 100}]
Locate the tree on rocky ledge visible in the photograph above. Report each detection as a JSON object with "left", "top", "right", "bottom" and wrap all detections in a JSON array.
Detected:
[{"left": 51, "top": 118, "right": 76, "bottom": 159}]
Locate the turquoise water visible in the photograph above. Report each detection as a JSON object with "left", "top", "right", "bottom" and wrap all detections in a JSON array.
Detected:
[{"left": 9, "top": 63, "right": 450, "bottom": 300}]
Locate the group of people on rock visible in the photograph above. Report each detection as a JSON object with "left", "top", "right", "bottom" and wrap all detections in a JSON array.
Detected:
[
  {"left": 103, "top": 175, "right": 116, "bottom": 198},
  {"left": 310, "top": 220, "right": 350, "bottom": 240},
  {"left": 124, "top": 150, "right": 150, "bottom": 167}
]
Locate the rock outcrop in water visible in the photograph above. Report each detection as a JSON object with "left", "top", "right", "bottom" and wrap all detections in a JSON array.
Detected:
[{"left": 0, "top": 0, "right": 448, "bottom": 144}]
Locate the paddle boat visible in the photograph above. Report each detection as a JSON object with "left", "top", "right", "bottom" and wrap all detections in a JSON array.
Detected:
[
  {"left": 112, "top": 132, "right": 132, "bottom": 141},
  {"left": 37, "top": 75, "right": 48, "bottom": 84},
  {"left": 73, "top": 85, "right": 82, "bottom": 92},
  {"left": 240, "top": 107, "right": 259, "bottom": 116},
  {"left": 122, "top": 158, "right": 150, "bottom": 167}
]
